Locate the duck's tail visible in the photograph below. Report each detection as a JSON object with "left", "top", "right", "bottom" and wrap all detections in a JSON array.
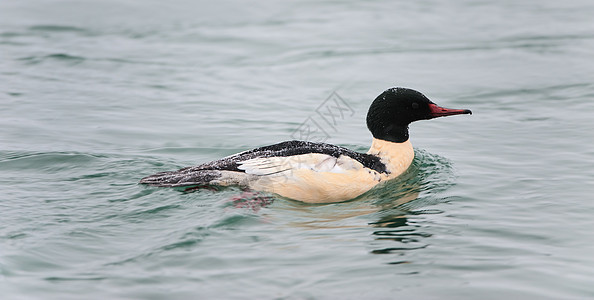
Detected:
[{"left": 139, "top": 169, "right": 222, "bottom": 187}]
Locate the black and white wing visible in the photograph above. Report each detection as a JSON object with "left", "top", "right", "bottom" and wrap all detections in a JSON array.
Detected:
[{"left": 139, "top": 140, "right": 386, "bottom": 187}]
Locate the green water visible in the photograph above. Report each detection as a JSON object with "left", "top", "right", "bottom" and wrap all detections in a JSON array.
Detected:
[{"left": 2, "top": 0, "right": 594, "bottom": 299}]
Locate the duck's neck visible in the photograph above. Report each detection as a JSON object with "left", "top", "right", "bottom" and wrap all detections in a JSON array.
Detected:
[{"left": 367, "top": 138, "right": 414, "bottom": 177}]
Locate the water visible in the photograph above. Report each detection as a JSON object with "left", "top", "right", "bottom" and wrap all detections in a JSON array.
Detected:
[{"left": 2, "top": 0, "right": 594, "bottom": 298}]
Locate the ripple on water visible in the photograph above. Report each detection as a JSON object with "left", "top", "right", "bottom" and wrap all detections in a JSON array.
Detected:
[
  {"left": 28, "top": 25, "right": 88, "bottom": 33},
  {"left": 18, "top": 53, "right": 86, "bottom": 66},
  {"left": 0, "top": 151, "right": 103, "bottom": 172}
]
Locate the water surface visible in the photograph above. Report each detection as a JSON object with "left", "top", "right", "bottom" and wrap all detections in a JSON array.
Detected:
[{"left": 2, "top": 0, "right": 594, "bottom": 299}]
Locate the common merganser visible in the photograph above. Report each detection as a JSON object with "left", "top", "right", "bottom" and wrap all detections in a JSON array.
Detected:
[{"left": 140, "top": 87, "right": 471, "bottom": 203}]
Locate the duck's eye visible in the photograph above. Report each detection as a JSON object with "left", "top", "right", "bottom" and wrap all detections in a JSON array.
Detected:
[{"left": 412, "top": 102, "right": 419, "bottom": 109}]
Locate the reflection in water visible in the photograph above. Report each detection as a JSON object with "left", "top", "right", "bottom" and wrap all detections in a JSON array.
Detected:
[
  {"left": 367, "top": 149, "right": 456, "bottom": 259},
  {"left": 369, "top": 214, "right": 431, "bottom": 255}
]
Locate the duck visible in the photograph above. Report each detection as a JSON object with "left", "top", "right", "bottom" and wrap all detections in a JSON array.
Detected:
[{"left": 140, "top": 87, "right": 471, "bottom": 203}]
